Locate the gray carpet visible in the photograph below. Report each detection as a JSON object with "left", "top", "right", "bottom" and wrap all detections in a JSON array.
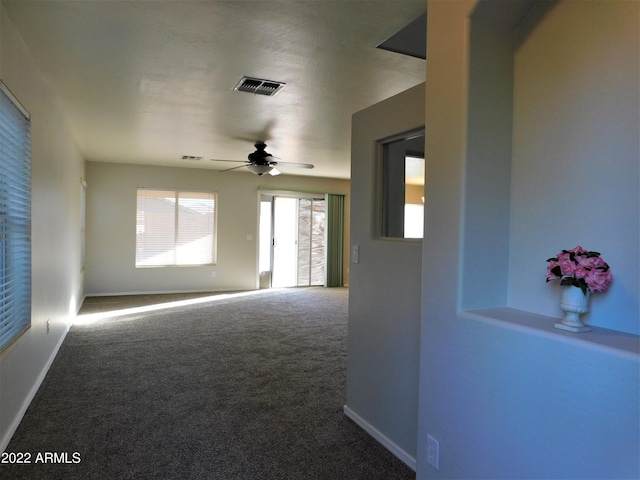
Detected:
[{"left": 3, "top": 287, "right": 415, "bottom": 479}]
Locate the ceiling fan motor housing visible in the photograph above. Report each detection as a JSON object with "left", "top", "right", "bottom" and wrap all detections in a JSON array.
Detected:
[{"left": 248, "top": 143, "right": 277, "bottom": 165}]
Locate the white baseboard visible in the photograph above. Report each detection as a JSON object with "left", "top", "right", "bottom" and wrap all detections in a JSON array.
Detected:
[
  {"left": 343, "top": 404, "right": 416, "bottom": 471},
  {"left": 0, "top": 326, "right": 69, "bottom": 453}
]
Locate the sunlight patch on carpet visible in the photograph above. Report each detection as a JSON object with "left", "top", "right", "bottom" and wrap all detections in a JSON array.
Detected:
[{"left": 75, "top": 289, "right": 279, "bottom": 325}]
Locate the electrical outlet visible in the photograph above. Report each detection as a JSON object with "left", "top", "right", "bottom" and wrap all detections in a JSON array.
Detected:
[
  {"left": 427, "top": 434, "right": 440, "bottom": 470},
  {"left": 211, "top": 271, "right": 216, "bottom": 278}
]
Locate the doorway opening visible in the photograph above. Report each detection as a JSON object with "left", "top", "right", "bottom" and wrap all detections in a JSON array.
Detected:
[{"left": 259, "top": 194, "right": 326, "bottom": 288}]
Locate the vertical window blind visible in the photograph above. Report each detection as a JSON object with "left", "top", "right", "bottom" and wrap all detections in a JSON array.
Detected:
[
  {"left": 136, "top": 189, "right": 216, "bottom": 267},
  {"left": 0, "top": 83, "right": 32, "bottom": 353}
]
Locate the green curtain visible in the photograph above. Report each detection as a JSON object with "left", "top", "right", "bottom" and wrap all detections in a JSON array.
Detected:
[{"left": 325, "top": 194, "right": 345, "bottom": 287}]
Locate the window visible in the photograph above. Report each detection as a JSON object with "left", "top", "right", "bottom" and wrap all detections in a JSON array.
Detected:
[
  {"left": 136, "top": 189, "right": 216, "bottom": 267},
  {"left": 378, "top": 129, "right": 425, "bottom": 239},
  {"left": 0, "top": 83, "right": 31, "bottom": 353}
]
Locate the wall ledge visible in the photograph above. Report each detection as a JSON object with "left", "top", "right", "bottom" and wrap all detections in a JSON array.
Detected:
[{"left": 461, "top": 307, "right": 640, "bottom": 361}]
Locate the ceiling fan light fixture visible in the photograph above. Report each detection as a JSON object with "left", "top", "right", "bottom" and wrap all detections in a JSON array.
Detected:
[{"left": 247, "top": 164, "right": 274, "bottom": 176}]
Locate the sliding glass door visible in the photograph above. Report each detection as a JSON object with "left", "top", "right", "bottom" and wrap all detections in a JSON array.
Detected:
[
  {"left": 296, "top": 198, "right": 326, "bottom": 286},
  {"left": 272, "top": 196, "right": 299, "bottom": 287},
  {"left": 259, "top": 194, "right": 326, "bottom": 288}
]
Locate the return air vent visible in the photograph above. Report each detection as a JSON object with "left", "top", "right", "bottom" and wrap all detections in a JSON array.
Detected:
[
  {"left": 181, "top": 155, "right": 203, "bottom": 161},
  {"left": 234, "top": 77, "right": 285, "bottom": 96}
]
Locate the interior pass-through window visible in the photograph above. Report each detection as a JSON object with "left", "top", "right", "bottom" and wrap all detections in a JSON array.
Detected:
[{"left": 379, "top": 129, "right": 425, "bottom": 239}]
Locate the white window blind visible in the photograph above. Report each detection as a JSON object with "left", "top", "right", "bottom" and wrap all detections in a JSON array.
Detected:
[
  {"left": 0, "top": 83, "right": 31, "bottom": 353},
  {"left": 136, "top": 189, "right": 216, "bottom": 267}
]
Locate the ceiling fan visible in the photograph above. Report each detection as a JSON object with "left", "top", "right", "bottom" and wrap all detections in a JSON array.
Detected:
[{"left": 213, "top": 143, "right": 314, "bottom": 176}]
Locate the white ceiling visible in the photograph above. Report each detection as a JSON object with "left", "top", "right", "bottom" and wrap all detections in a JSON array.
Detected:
[{"left": 3, "top": 0, "right": 426, "bottom": 179}]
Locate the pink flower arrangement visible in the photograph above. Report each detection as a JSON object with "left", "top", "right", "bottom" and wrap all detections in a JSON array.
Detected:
[{"left": 546, "top": 246, "right": 612, "bottom": 294}]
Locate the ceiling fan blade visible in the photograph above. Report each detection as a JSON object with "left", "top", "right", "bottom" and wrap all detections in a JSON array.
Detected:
[
  {"left": 209, "top": 159, "right": 247, "bottom": 163},
  {"left": 273, "top": 161, "right": 314, "bottom": 169},
  {"left": 218, "top": 164, "right": 249, "bottom": 172},
  {"left": 232, "top": 120, "right": 277, "bottom": 145}
]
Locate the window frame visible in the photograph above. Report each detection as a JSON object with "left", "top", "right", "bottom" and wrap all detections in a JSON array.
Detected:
[
  {"left": 375, "top": 127, "right": 425, "bottom": 241},
  {"left": 80, "top": 179, "right": 87, "bottom": 273}
]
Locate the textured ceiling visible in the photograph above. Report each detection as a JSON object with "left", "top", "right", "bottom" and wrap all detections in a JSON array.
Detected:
[{"left": 3, "top": 0, "right": 426, "bottom": 179}]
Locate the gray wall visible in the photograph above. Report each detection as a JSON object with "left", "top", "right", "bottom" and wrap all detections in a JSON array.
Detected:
[
  {"left": 417, "top": 1, "right": 639, "bottom": 478},
  {"left": 346, "top": 83, "right": 424, "bottom": 468},
  {"left": 0, "top": 4, "right": 86, "bottom": 450},
  {"left": 85, "top": 161, "right": 350, "bottom": 295}
]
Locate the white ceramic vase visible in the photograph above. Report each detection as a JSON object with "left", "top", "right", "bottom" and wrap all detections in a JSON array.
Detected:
[{"left": 555, "top": 285, "right": 591, "bottom": 333}]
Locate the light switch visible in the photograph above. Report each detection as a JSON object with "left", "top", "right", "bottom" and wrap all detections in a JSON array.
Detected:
[{"left": 352, "top": 245, "right": 359, "bottom": 264}]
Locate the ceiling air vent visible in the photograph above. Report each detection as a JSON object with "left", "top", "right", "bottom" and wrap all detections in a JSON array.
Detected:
[
  {"left": 181, "top": 155, "right": 203, "bottom": 161},
  {"left": 234, "top": 77, "right": 285, "bottom": 96}
]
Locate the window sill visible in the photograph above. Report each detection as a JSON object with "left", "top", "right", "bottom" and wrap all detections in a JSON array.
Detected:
[
  {"left": 460, "top": 307, "right": 640, "bottom": 361},
  {"left": 375, "top": 236, "right": 423, "bottom": 243}
]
